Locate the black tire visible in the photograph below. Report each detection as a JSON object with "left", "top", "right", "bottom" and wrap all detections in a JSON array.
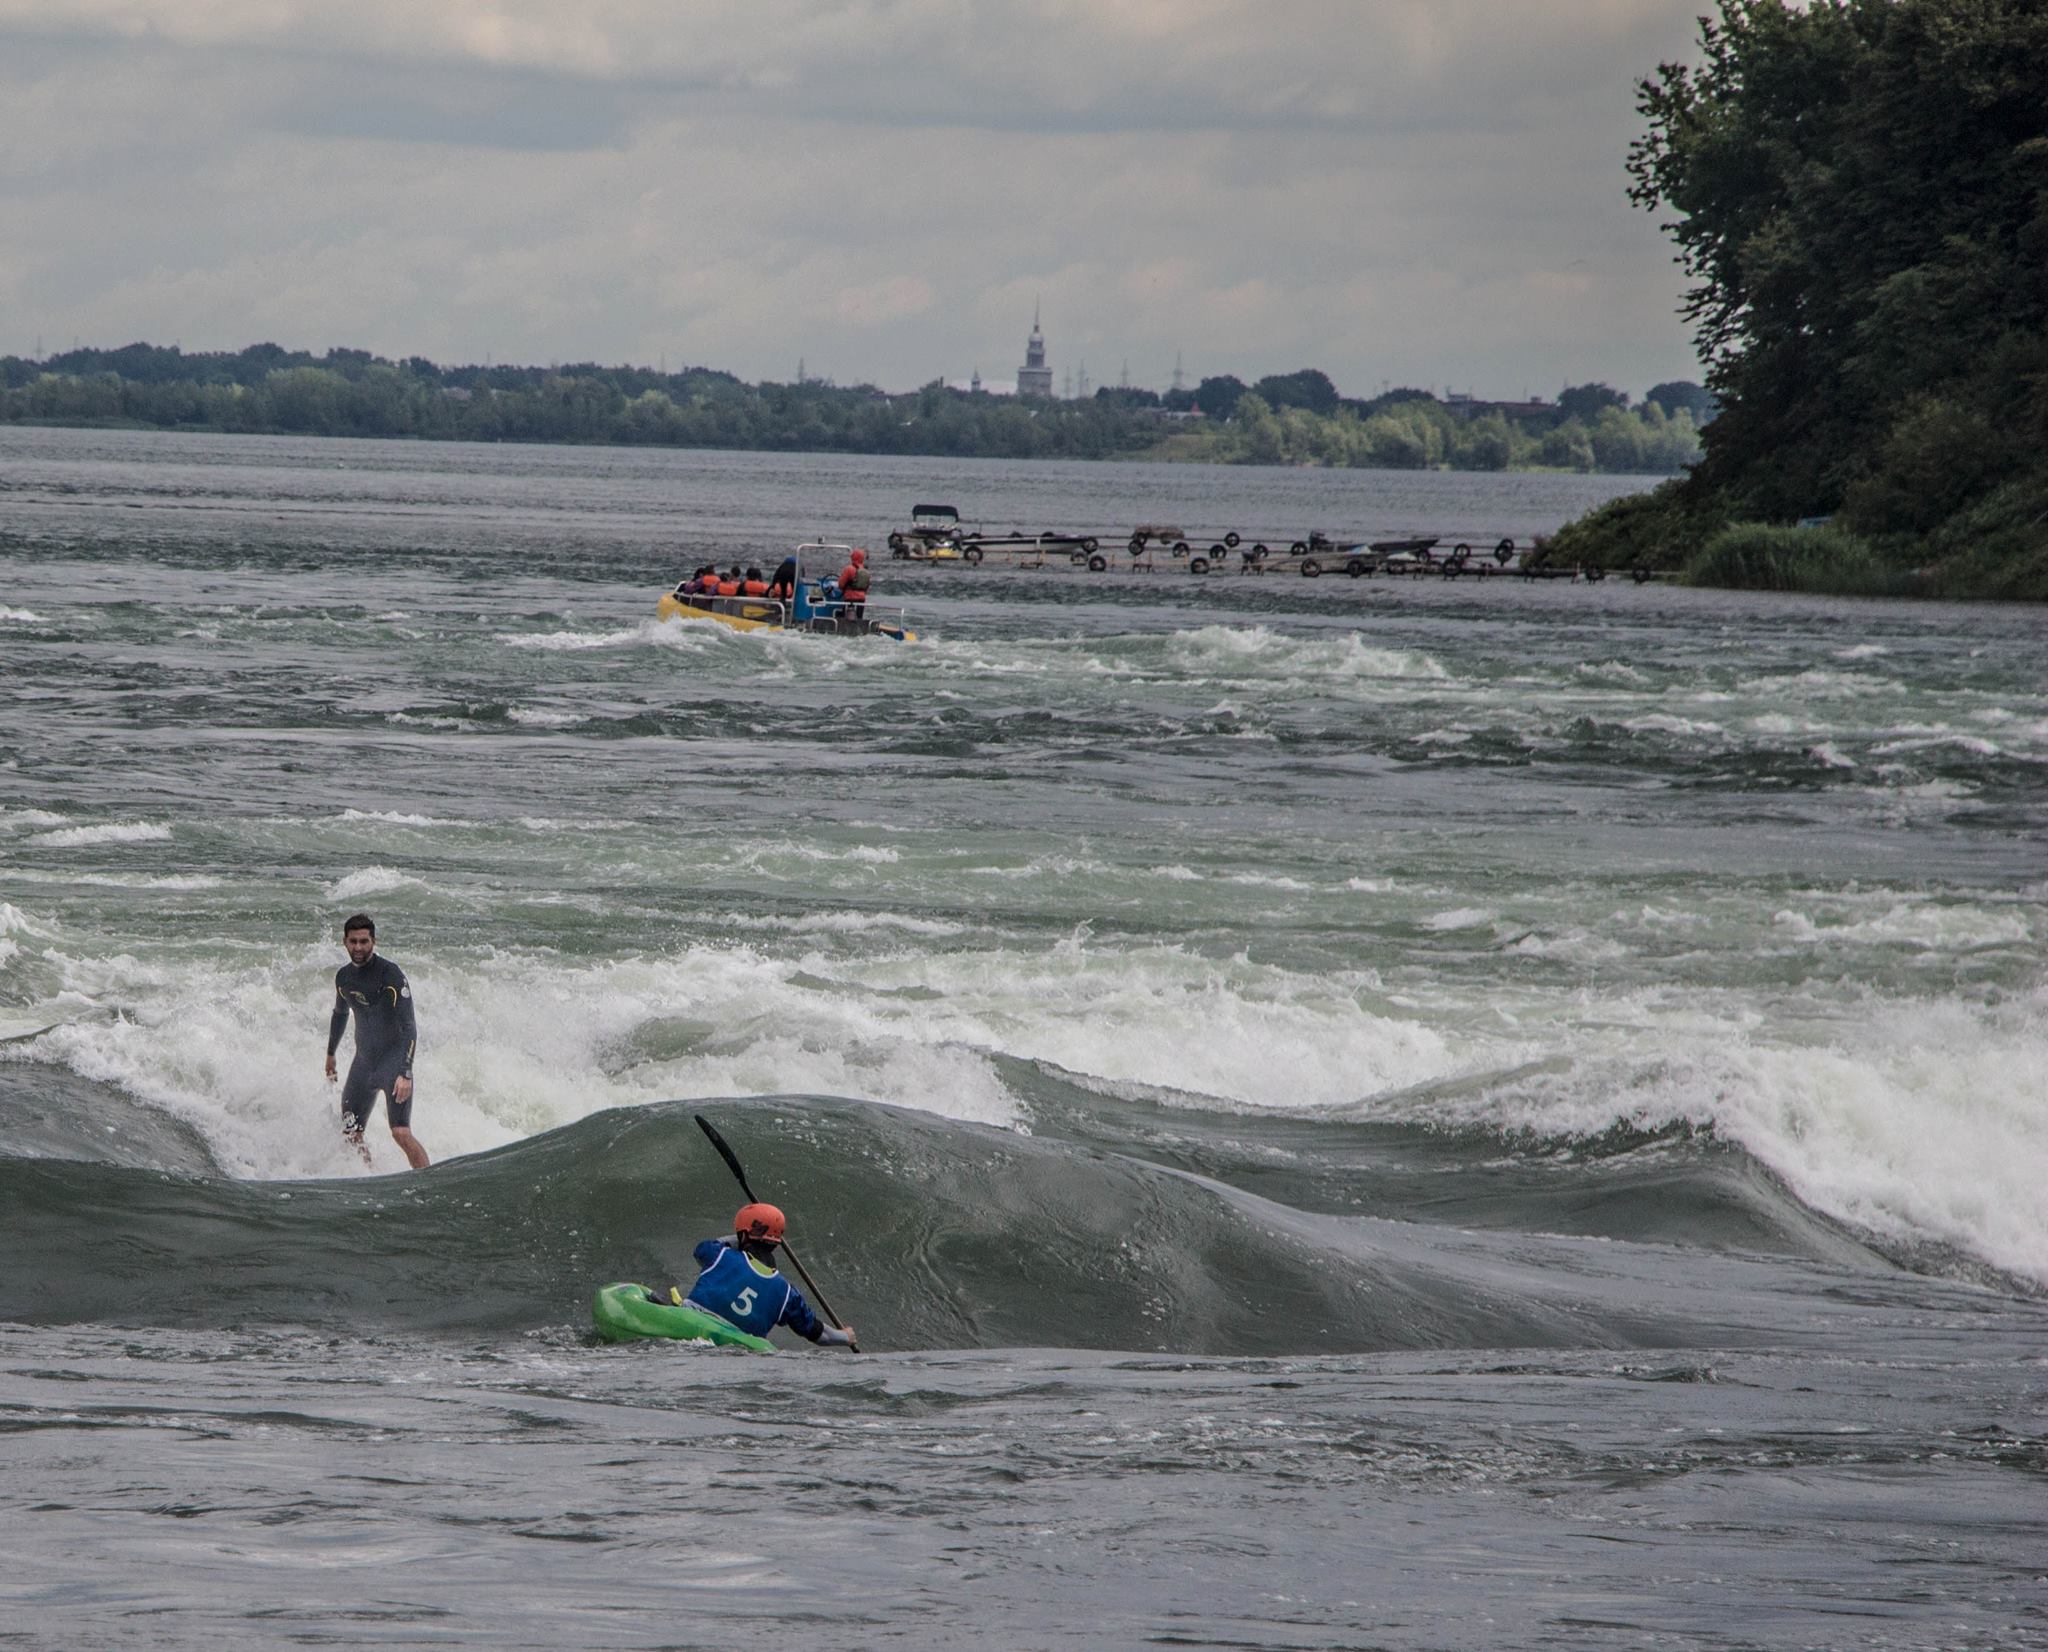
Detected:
[
  {"left": 964, "top": 545, "right": 984, "bottom": 565},
  {"left": 1128, "top": 536, "right": 1145, "bottom": 554},
  {"left": 1496, "top": 538, "right": 1516, "bottom": 563},
  {"left": 1300, "top": 559, "right": 1322, "bottom": 578},
  {"left": 1210, "top": 544, "right": 1226, "bottom": 558},
  {"left": 1088, "top": 553, "right": 1109, "bottom": 572},
  {"left": 1454, "top": 543, "right": 1471, "bottom": 557},
  {"left": 1169, "top": 540, "right": 1188, "bottom": 557},
  {"left": 1083, "top": 538, "right": 1099, "bottom": 553},
  {"left": 1189, "top": 556, "right": 1210, "bottom": 575},
  {"left": 1290, "top": 541, "right": 1307, "bottom": 556},
  {"left": 1252, "top": 543, "right": 1268, "bottom": 557},
  {"left": 1071, "top": 551, "right": 1089, "bottom": 565},
  {"left": 1224, "top": 531, "right": 1241, "bottom": 549},
  {"left": 1346, "top": 558, "right": 1366, "bottom": 577},
  {"left": 1632, "top": 564, "right": 1651, "bottom": 584}
]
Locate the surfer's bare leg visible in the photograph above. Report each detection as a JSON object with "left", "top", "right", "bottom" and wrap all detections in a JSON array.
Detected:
[
  {"left": 386, "top": 1075, "right": 429, "bottom": 1169},
  {"left": 390, "top": 1124, "right": 430, "bottom": 1170}
]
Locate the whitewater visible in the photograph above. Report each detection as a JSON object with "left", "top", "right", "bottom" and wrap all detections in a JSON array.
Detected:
[{"left": 2, "top": 427, "right": 2044, "bottom": 1650}]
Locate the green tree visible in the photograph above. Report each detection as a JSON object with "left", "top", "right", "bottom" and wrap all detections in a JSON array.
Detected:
[{"left": 1627, "top": 0, "right": 2048, "bottom": 537}]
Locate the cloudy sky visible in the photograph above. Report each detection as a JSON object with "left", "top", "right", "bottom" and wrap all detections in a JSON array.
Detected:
[{"left": 0, "top": 1, "right": 1710, "bottom": 400}]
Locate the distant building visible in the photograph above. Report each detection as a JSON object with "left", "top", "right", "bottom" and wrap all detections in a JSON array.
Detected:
[
  {"left": 1444, "top": 391, "right": 1557, "bottom": 423},
  {"left": 1017, "top": 305, "right": 1053, "bottom": 399}
]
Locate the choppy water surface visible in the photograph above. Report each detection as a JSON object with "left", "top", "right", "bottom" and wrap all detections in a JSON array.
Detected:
[{"left": 2, "top": 427, "right": 2044, "bottom": 1649}]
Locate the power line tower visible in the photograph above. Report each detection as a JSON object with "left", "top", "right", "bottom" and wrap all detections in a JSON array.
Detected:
[{"left": 1171, "top": 351, "right": 1186, "bottom": 394}]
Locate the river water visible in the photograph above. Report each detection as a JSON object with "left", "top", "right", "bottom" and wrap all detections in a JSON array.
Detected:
[{"left": 2, "top": 426, "right": 2044, "bottom": 1649}]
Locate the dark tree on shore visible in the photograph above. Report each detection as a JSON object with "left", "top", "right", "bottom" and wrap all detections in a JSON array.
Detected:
[{"left": 1629, "top": 0, "right": 2048, "bottom": 556}]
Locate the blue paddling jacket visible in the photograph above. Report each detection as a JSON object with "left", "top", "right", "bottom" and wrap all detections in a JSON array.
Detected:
[{"left": 686, "top": 1239, "right": 839, "bottom": 1342}]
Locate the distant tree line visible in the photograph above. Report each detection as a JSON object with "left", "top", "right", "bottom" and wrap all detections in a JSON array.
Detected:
[
  {"left": 1548, "top": 0, "right": 2048, "bottom": 599},
  {"left": 1, "top": 340, "right": 1703, "bottom": 475}
]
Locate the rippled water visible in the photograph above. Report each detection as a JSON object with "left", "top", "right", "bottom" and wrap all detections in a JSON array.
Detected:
[{"left": 2, "top": 427, "right": 2044, "bottom": 1648}]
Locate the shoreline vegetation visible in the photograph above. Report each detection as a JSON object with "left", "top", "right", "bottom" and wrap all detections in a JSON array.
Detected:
[
  {"left": 1547, "top": 0, "right": 2048, "bottom": 603},
  {"left": 2, "top": 343, "right": 1702, "bottom": 478}
]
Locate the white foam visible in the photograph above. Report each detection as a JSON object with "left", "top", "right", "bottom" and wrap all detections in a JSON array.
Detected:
[
  {"left": 508, "top": 706, "right": 586, "bottom": 728},
  {"left": 0, "top": 606, "right": 47, "bottom": 623},
  {"left": 324, "top": 867, "right": 427, "bottom": 901},
  {"left": 28, "top": 822, "right": 172, "bottom": 848},
  {"left": 0, "top": 810, "right": 70, "bottom": 829},
  {"left": 339, "top": 809, "right": 469, "bottom": 828},
  {"left": 1161, "top": 625, "right": 1450, "bottom": 684},
  {"left": 500, "top": 618, "right": 713, "bottom": 653},
  {"left": 1423, "top": 907, "right": 1496, "bottom": 932}
]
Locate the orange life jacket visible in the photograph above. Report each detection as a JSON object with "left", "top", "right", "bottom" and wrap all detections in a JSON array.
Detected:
[
  {"left": 717, "top": 579, "right": 740, "bottom": 597},
  {"left": 741, "top": 579, "right": 769, "bottom": 596}
]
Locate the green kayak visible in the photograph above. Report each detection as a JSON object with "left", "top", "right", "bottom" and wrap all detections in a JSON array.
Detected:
[{"left": 591, "top": 1282, "right": 777, "bottom": 1353}]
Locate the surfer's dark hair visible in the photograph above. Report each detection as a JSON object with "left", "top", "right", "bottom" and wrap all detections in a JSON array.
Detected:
[{"left": 342, "top": 913, "right": 375, "bottom": 937}]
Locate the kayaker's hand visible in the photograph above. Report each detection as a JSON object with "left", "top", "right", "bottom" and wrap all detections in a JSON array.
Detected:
[{"left": 324, "top": 1052, "right": 336, "bottom": 1082}]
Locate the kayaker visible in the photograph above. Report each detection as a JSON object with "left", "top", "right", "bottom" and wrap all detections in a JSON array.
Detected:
[
  {"left": 669, "top": 1202, "right": 856, "bottom": 1348},
  {"left": 837, "top": 548, "right": 871, "bottom": 615},
  {"left": 323, "top": 913, "right": 430, "bottom": 1171}
]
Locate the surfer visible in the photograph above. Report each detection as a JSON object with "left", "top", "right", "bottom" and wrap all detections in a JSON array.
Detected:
[
  {"left": 668, "top": 1203, "right": 856, "bottom": 1348},
  {"left": 323, "top": 912, "right": 430, "bottom": 1171}
]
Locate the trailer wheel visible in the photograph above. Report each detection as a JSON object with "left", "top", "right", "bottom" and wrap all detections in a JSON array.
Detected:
[
  {"left": 1300, "top": 558, "right": 1322, "bottom": 578},
  {"left": 1189, "top": 556, "right": 1210, "bottom": 575},
  {"left": 1088, "top": 553, "right": 1109, "bottom": 572},
  {"left": 1224, "top": 531, "right": 1241, "bottom": 548},
  {"left": 964, "top": 545, "right": 983, "bottom": 565}
]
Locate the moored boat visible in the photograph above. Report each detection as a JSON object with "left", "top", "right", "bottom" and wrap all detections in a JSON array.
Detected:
[{"left": 656, "top": 542, "right": 917, "bottom": 640}]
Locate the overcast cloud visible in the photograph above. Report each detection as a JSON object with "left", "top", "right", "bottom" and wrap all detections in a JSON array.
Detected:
[{"left": 0, "top": 1, "right": 1709, "bottom": 399}]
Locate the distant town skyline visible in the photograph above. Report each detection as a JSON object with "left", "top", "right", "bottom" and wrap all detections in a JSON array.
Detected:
[{"left": 1, "top": 3, "right": 1710, "bottom": 399}]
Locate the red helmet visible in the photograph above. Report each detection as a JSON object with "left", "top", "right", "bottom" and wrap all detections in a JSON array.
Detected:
[
  {"left": 734, "top": 1202, "right": 786, "bottom": 1244},
  {"left": 850, "top": 549, "right": 867, "bottom": 565}
]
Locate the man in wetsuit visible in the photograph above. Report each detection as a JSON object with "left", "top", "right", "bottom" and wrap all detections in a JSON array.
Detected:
[{"left": 323, "top": 913, "right": 430, "bottom": 1170}]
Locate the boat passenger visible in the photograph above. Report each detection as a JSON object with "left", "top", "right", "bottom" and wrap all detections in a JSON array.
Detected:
[
  {"left": 663, "top": 1202, "right": 857, "bottom": 1349},
  {"left": 838, "top": 548, "right": 871, "bottom": 615},
  {"left": 740, "top": 567, "right": 770, "bottom": 597},
  {"left": 687, "top": 566, "right": 720, "bottom": 596},
  {"left": 768, "top": 556, "right": 797, "bottom": 600},
  {"left": 716, "top": 567, "right": 742, "bottom": 597}
]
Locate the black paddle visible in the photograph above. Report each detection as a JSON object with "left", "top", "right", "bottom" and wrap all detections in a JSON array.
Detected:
[{"left": 693, "top": 1112, "right": 860, "bottom": 1352}]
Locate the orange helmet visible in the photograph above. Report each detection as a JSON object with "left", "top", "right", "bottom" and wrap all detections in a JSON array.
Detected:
[
  {"left": 850, "top": 549, "right": 867, "bottom": 565},
  {"left": 734, "top": 1202, "right": 786, "bottom": 1244}
]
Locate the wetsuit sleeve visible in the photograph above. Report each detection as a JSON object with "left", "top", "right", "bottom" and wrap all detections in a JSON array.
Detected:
[
  {"left": 388, "top": 960, "right": 417, "bottom": 1076},
  {"left": 327, "top": 974, "right": 349, "bottom": 1057}
]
